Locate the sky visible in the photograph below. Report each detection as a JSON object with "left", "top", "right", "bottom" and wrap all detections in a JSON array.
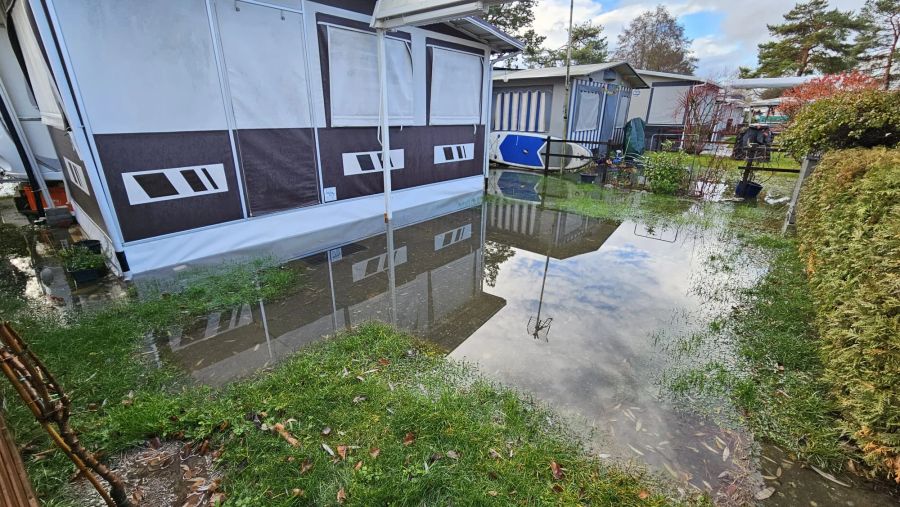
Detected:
[{"left": 529, "top": 0, "right": 867, "bottom": 77}]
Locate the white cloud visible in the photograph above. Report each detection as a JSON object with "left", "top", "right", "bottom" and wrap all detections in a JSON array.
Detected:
[{"left": 529, "top": 0, "right": 867, "bottom": 76}]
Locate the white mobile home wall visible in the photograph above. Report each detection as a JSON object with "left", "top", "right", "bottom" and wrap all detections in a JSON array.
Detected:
[{"left": 24, "top": 0, "right": 498, "bottom": 275}]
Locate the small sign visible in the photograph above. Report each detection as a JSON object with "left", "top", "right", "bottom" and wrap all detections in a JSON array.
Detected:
[
  {"left": 323, "top": 187, "right": 337, "bottom": 202},
  {"left": 633, "top": 90, "right": 641, "bottom": 96},
  {"left": 328, "top": 248, "right": 342, "bottom": 262}
]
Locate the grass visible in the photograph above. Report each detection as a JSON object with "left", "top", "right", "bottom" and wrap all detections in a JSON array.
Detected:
[
  {"left": 0, "top": 242, "right": 694, "bottom": 505},
  {"left": 666, "top": 238, "right": 852, "bottom": 472}
]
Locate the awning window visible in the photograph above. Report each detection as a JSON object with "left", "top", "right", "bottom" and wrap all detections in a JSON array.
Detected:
[{"left": 429, "top": 47, "right": 482, "bottom": 125}]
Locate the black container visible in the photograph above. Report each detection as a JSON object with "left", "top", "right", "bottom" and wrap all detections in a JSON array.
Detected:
[
  {"left": 580, "top": 173, "right": 597, "bottom": 184},
  {"left": 735, "top": 181, "right": 763, "bottom": 199},
  {"left": 74, "top": 239, "right": 102, "bottom": 253}
]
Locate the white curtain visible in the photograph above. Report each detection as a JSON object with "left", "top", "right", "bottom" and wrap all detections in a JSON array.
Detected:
[
  {"left": 574, "top": 90, "right": 600, "bottom": 132},
  {"left": 328, "top": 27, "right": 413, "bottom": 126},
  {"left": 12, "top": 1, "right": 64, "bottom": 129},
  {"left": 215, "top": 1, "right": 312, "bottom": 129},
  {"left": 430, "top": 47, "right": 482, "bottom": 125}
]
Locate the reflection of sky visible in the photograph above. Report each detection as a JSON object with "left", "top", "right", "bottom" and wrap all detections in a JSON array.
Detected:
[{"left": 452, "top": 218, "right": 743, "bottom": 488}]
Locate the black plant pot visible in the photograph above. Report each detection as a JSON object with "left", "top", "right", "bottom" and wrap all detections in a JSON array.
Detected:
[
  {"left": 735, "top": 181, "right": 763, "bottom": 199},
  {"left": 68, "top": 268, "right": 102, "bottom": 285},
  {"left": 74, "top": 239, "right": 102, "bottom": 253},
  {"left": 580, "top": 173, "right": 597, "bottom": 184}
]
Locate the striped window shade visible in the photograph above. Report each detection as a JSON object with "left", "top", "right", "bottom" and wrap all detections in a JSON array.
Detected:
[{"left": 492, "top": 89, "right": 549, "bottom": 133}]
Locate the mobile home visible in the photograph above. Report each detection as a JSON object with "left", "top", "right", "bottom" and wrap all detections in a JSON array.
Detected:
[
  {"left": 491, "top": 62, "right": 648, "bottom": 155},
  {"left": 6, "top": 0, "right": 520, "bottom": 275}
]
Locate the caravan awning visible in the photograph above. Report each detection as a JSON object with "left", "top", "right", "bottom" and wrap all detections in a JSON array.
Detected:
[{"left": 371, "top": 0, "right": 522, "bottom": 53}]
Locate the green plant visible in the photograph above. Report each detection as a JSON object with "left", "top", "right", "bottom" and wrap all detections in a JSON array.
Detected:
[
  {"left": 642, "top": 146, "right": 689, "bottom": 195},
  {"left": 0, "top": 223, "right": 29, "bottom": 258},
  {"left": 796, "top": 147, "right": 900, "bottom": 480},
  {"left": 59, "top": 245, "right": 106, "bottom": 271},
  {"left": 780, "top": 90, "right": 900, "bottom": 158}
]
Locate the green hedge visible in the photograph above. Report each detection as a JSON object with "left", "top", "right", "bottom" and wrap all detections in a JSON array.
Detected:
[
  {"left": 780, "top": 90, "right": 900, "bottom": 159},
  {"left": 796, "top": 147, "right": 900, "bottom": 480}
]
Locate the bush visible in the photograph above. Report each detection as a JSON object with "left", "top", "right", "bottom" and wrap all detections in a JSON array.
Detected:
[
  {"left": 780, "top": 90, "right": 900, "bottom": 159},
  {"left": 642, "top": 148, "right": 689, "bottom": 195},
  {"left": 796, "top": 147, "right": 900, "bottom": 480}
]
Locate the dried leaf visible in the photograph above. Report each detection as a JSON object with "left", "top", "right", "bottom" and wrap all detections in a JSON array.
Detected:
[
  {"left": 446, "top": 450, "right": 459, "bottom": 460},
  {"left": 552, "top": 484, "right": 564, "bottom": 493},
  {"left": 428, "top": 452, "right": 443, "bottom": 465},
  {"left": 210, "top": 492, "right": 226, "bottom": 505},
  {"left": 369, "top": 447, "right": 381, "bottom": 459},
  {"left": 300, "top": 458, "right": 313, "bottom": 474},
  {"left": 550, "top": 460, "right": 564, "bottom": 480},
  {"left": 755, "top": 487, "right": 775, "bottom": 500},
  {"left": 488, "top": 448, "right": 501, "bottom": 459},
  {"left": 722, "top": 446, "right": 731, "bottom": 462},
  {"left": 274, "top": 423, "right": 300, "bottom": 447},
  {"left": 354, "top": 460, "right": 363, "bottom": 470},
  {"left": 352, "top": 396, "right": 366, "bottom": 404},
  {"left": 322, "top": 443, "right": 335, "bottom": 456},
  {"left": 337, "top": 445, "right": 348, "bottom": 460},
  {"left": 810, "top": 466, "right": 851, "bottom": 487},
  {"left": 638, "top": 490, "right": 650, "bottom": 500},
  {"left": 403, "top": 432, "right": 416, "bottom": 446},
  {"left": 336, "top": 487, "right": 347, "bottom": 504},
  {"left": 487, "top": 490, "right": 498, "bottom": 497},
  {"left": 322, "top": 426, "right": 332, "bottom": 436},
  {"left": 378, "top": 358, "right": 390, "bottom": 366}
]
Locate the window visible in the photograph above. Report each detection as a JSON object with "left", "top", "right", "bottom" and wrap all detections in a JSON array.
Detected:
[
  {"left": 574, "top": 90, "right": 601, "bottom": 132},
  {"left": 493, "top": 89, "right": 549, "bottom": 132},
  {"left": 430, "top": 47, "right": 482, "bottom": 124},
  {"left": 327, "top": 26, "right": 413, "bottom": 126}
]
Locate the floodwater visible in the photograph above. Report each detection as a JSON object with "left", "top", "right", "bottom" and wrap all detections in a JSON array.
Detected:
[{"left": 138, "top": 174, "right": 898, "bottom": 506}]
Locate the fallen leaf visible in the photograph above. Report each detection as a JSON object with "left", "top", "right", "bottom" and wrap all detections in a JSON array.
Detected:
[
  {"left": 428, "top": 452, "right": 443, "bottom": 465},
  {"left": 378, "top": 358, "right": 390, "bottom": 366},
  {"left": 552, "top": 484, "right": 564, "bottom": 493},
  {"left": 300, "top": 458, "right": 313, "bottom": 474},
  {"left": 337, "top": 445, "right": 348, "bottom": 460},
  {"left": 638, "top": 490, "right": 650, "bottom": 500},
  {"left": 446, "top": 450, "right": 460, "bottom": 460},
  {"left": 336, "top": 487, "right": 347, "bottom": 504},
  {"left": 403, "top": 432, "right": 416, "bottom": 446},
  {"left": 722, "top": 446, "right": 731, "bottom": 462},
  {"left": 274, "top": 423, "right": 300, "bottom": 447},
  {"left": 210, "top": 492, "right": 226, "bottom": 505},
  {"left": 354, "top": 460, "right": 363, "bottom": 470},
  {"left": 550, "top": 461, "right": 564, "bottom": 480},
  {"left": 322, "top": 426, "right": 332, "bottom": 436},
  {"left": 489, "top": 448, "right": 501, "bottom": 459},
  {"left": 810, "top": 466, "right": 851, "bottom": 487},
  {"left": 352, "top": 396, "right": 366, "bottom": 404},
  {"left": 755, "top": 486, "right": 775, "bottom": 500},
  {"left": 487, "top": 490, "right": 498, "bottom": 497},
  {"left": 369, "top": 447, "right": 381, "bottom": 459},
  {"left": 291, "top": 488, "right": 304, "bottom": 497},
  {"left": 322, "top": 443, "right": 335, "bottom": 456}
]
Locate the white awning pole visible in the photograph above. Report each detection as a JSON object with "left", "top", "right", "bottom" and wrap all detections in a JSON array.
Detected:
[{"left": 377, "top": 28, "right": 393, "bottom": 223}]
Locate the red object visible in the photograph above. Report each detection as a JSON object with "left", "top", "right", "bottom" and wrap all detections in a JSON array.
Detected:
[{"left": 20, "top": 184, "right": 71, "bottom": 212}]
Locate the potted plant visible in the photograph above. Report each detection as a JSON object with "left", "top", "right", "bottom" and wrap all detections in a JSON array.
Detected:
[
  {"left": 580, "top": 161, "right": 603, "bottom": 184},
  {"left": 59, "top": 245, "right": 107, "bottom": 284}
]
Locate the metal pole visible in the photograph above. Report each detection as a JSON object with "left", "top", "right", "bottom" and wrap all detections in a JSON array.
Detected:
[
  {"left": 561, "top": 0, "right": 575, "bottom": 147},
  {"left": 377, "top": 28, "right": 393, "bottom": 222}
]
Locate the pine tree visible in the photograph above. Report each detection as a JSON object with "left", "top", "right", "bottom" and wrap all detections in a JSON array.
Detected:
[
  {"left": 611, "top": 6, "right": 697, "bottom": 74},
  {"left": 753, "top": 0, "right": 866, "bottom": 77},
  {"left": 484, "top": 0, "right": 546, "bottom": 66},
  {"left": 529, "top": 21, "right": 608, "bottom": 67},
  {"left": 856, "top": 0, "right": 900, "bottom": 89}
]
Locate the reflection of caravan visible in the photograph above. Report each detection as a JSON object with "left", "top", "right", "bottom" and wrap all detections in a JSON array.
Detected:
[
  {"left": 11, "top": 0, "right": 520, "bottom": 275},
  {"left": 163, "top": 206, "right": 505, "bottom": 385}
]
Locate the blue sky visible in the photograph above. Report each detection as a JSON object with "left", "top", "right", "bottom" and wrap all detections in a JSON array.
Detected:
[{"left": 529, "top": 0, "right": 865, "bottom": 77}]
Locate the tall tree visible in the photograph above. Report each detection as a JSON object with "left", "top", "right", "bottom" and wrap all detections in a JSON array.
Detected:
[
  {"left": 856, "top": 0, "right": 900, "bottom": 89},
  {"left": 483, "top": 0, "right": 546, "bottom": 65},
  {"left": 528, "top": 21, "right": 608, "bottom": 67},
  {"left": 753, "top": 0, "right": 866, "bottom": 77},
  {"left": 611, "top": 6, "right": 697, "bottom": 74}
]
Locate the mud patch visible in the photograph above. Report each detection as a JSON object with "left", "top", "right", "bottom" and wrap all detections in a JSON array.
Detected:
[{"left": 70, "top": 440, "right": 221, "bottom": 506}]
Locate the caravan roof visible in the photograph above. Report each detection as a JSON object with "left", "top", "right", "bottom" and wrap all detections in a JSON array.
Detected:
[{"left": 492, "top": 62, "right": 649, "bottom": 88}]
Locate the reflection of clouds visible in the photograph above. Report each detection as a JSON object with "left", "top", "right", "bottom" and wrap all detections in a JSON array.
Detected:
[{"left": 453, "top": 218, "right": 745, "bottom": 486}]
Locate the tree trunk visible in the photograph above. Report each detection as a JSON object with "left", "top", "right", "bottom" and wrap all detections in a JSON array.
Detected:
[
  {"left": 797, "top": 46, "right": 811, "bottom": 77},
  {"left": 885, "top": 29, "right": 899, "bottom": 91}
]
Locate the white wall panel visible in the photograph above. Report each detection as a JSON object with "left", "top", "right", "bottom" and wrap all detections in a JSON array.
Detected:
[
  {"left": 647, "top": 85, "right": 689, "bottom": 126},
  {"left": 51, "top": 0, "right": 227, "bottom": 133},
  {"left": 215, "top": 0, "right": 312, "bottom": 129}
]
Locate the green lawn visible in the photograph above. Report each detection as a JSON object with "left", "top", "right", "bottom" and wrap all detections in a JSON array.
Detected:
[{"left": 1, "top": 250, "right": 693, "bottom": 505}]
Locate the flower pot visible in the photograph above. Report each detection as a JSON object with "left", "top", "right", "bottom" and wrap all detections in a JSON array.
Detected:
[
  {"left": 735, "top": 181, "right": 763, "bottom": 199},
  {"left": 580, "top": 173, "right": 597, "bottom": 184},
  {"left": 68, "top": 267, "right": 103, "bottom": 285},
  {"left": 74, "top": 239, "right": 102, "bottom": 254}
]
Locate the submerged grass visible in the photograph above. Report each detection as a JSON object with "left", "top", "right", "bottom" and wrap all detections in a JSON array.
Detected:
[{"left": 0, "top": 249, "right": 690, "bottom": 505}]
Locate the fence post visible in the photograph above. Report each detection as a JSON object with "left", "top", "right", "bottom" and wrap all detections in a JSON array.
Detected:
[
  {"left": 543, "top": 135, "right": 551, "bottom": 177},
  {"left": 782, "top": 154, "right": 819, "bottom": 234}
]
